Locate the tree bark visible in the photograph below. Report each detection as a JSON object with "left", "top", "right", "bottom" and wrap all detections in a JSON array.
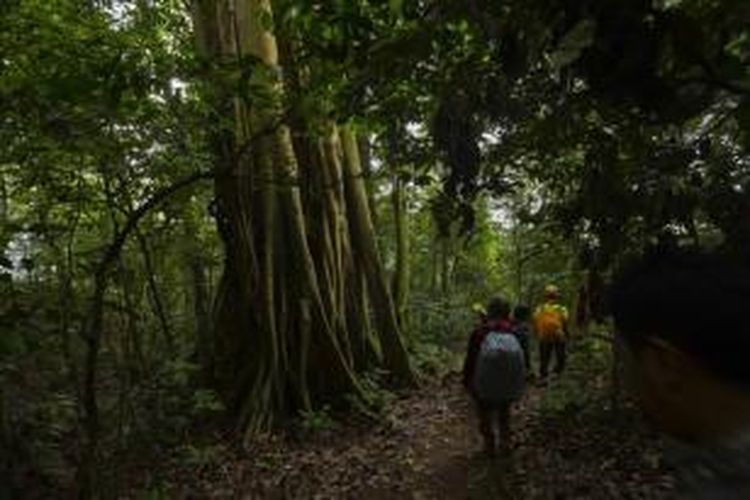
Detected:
[
  {"left": 340, "top": 125, "right": 415, "bottom": 384},
  {"left": 391, "top": 172, "right": 410, "bottom": 328},
  {"left": 193, "top": 0, "right": 380, "bottom": 436},
  {"left": 358, "top": 134, "right": 379, "bottom": 230}
]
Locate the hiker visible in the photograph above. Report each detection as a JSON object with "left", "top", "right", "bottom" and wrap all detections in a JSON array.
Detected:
[
  {"left": 463, "top": 297, "right": 526, "bottom": 456},
  {"left": 533, "top": 284, "right": 569, "bottom": 381},
  {"left": 611, "top": 249, "right": 750, "bottom": 498},
  {"left": 512, "top": 304, "right": 533, "bottom": 376}
]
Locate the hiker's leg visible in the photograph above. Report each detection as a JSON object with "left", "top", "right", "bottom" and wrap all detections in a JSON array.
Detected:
[
  {"left": 539, "top": 341, "right": 552, "bottom": 379},
  {"left": 497, "top": 402, "right": 511, "bottom": 449},
  {"left": 521, "top": 335, "right": 532, "bottom": 373},
  {"left": 526, "top": 344, "right": 533, "bottom": 373},
  {"left": 477, "top": 401, "right": 495, "bottom": 454},
  {"left": 554, "top": 340, "right": 567, "bottom": 375}
]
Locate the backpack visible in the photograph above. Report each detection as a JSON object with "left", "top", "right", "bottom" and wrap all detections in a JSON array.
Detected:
[
  {"left": 513, "top": 322, "right": 532, "bottom": 339},
  {"left": 472, "top": 330, "right": 526, "bottom": 405},
  {"left": 534, "top": 303, "right": 567, "bottom": 341}
]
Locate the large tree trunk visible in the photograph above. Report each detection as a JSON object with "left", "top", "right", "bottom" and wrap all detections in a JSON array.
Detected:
[
  {"left": 386, "top": 125, "right": 409, "bottom": 326},
  {"left": 192, "top": 0, "right": 414, "bottom": 435},
  {"left": 340, "top": 126, "right": 415, "bottom": 384},
  {"left": 391, "top": 172, "right": 410, "bottom": 328},
  {"left": 358, "top": 135, "right": 379, "bottom": 230}
]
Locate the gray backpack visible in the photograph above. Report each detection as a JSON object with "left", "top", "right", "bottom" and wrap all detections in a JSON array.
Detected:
[{"left": 473, "top": 331, "right": 526, "bottom": 405}]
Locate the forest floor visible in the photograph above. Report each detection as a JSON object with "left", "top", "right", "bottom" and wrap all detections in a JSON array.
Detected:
[{"left": 140, "top": 340, "right": 677, "bottom": 499}]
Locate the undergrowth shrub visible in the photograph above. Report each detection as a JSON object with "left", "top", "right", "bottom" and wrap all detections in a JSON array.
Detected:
[
  {"left": 299, "top": 405, "right": 336, "bottom": 433},
  {"left": 539, "top": 323, "right": 615, "bottom": 415},
  {"left": 408, "top": 294, "right": 473, "bottom": 377},
  {"left": 1, "top": 290, "right": 78, "bottom": 496}
]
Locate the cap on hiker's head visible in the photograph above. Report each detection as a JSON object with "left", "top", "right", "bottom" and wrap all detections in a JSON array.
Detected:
[
  {"left": 544, "top": 284, "right": 560, "bottom": 297},
  {"left": 486, "top": 296, "right": 510, "bottom": 320},
  {"left": 472, "top": 303, "right": 486, "bottom": 315}
]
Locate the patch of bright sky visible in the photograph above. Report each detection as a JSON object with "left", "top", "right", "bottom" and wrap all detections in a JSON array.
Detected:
[
  {"left": 405, "top": 121, "right": 427, "bottom": 139},
  {"left": 102, "top": 0, "right": 134, "bottom": 28},
  {"left": 481, "top": 127, "right": 503, "bottom": 146},
  {"left": 654, "top": 0, "right": 684, "bottom": 9},
  {"left": 6, "top": 232, "right": 33, "bottom": 278}
]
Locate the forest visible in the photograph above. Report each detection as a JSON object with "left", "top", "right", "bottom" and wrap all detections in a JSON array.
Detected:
[{"left": 1, "top": 0, "right": 749, "bottom": 498}]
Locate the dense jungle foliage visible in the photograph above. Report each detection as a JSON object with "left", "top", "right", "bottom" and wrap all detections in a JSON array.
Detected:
[{"left": 1, "top": 0, "right": 748, "bottom": 497}]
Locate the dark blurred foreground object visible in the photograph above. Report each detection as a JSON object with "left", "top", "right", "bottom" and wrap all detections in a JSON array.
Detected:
[{"left": 611, "top": 248, "right": 750, "bottom": 499}]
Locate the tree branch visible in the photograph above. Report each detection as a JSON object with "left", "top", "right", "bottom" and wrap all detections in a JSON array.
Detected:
[
  {"left": 92, "top": 170, "right": 214, "bottom": 287},
  {"left": 77, "top": 167, "right": 214, "bottom": 497},
  {"left": 675, "top": 76, "right": 750, "bottom": 98}
]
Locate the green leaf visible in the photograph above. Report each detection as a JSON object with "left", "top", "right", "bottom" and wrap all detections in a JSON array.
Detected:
[
  {"left": 258, "top": 9, "right": 274, "bottom": 32},
  {"left": 389, "top": 0, "right": 404, "bottom": 17},
  {"left": 0, "top": 329, "right": 26, "bottom": 358}
]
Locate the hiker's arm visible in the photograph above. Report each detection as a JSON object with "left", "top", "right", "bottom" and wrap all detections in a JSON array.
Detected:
[
  {"left": 462, "top": 331, "right": 480, "bottom": 389},
  {"left": 531, "top": 309, "right": 540, "bottom": 339},
  {"left": 522, "top": 334, "right": 531, "bottom": 364}
]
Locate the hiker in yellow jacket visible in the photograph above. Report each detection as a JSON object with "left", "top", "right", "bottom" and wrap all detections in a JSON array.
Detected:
[{"left": 533, "top": 284, "right": 569, "bottom": 381}]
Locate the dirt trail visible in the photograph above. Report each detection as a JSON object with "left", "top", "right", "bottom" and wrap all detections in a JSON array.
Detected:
[
  {"left": 158, "top": 365, "right": 674, "bottom": 498},
  {"left": 351, "top": 374, "right": 673, "bottom": 499},
  {"left": 367, "top": 374, "right": 545, "bottom": 499},
  {"left": 204, "top": 370, "right": 673, "bottom": 499}
]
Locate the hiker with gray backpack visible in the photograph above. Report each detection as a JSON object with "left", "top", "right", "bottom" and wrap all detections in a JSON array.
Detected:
[{"left": 462, "top": 297, "right": 527, "bottom": 456}]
